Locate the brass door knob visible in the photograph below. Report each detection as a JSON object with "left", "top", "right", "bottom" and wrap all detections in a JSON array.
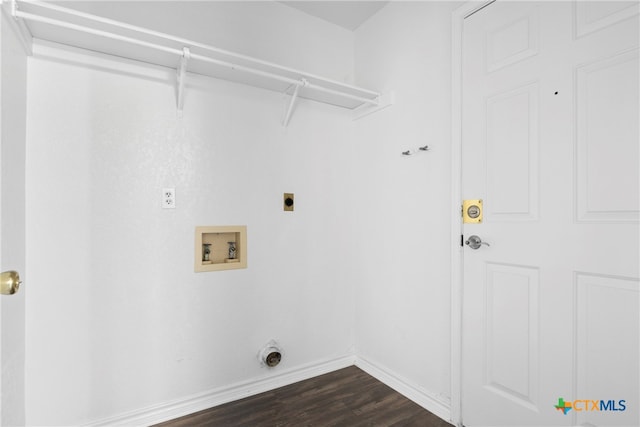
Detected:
[{"left": 1, "top": 271, "right": 21, "bottom": 295}]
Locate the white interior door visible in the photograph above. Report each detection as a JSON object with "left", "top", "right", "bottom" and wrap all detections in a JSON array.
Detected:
[
  {"left": 1, "top": 3, "right": 28, "bottom": 425},
  {"left": 461, "top": 2, "right": 639, "bottom": 426}
]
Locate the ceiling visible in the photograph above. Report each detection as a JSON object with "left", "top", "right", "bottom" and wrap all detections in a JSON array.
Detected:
[{"left": 279, "top": 1, "right": 389, "bottom": 31}]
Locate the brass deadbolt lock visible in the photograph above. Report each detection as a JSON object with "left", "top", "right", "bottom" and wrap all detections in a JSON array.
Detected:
[
  {"left": 284, "top": 193, "right": 294, "bottom": 211},
  {"left": 463, "top": 199, "right": 483, "bottom": 223}
]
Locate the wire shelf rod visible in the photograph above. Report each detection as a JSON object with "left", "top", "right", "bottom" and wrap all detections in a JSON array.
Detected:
[
  {"left": 14, "top": 11, "right": 183, "bottom": 57},
  {"left": 16, "top": 0, "right": 380, "bottom": 104},
  {"left": 16, "top": 9, "right": 380, "bottom": 108}
]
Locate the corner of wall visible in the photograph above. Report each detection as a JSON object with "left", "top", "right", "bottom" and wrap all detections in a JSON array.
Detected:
[{"left": 354, "top": 356, "right": 451, "bottom": 423}]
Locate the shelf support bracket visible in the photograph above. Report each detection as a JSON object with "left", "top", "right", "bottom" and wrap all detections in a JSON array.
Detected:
[
  {"left": 176, "top": 46, "right": 190, "bottom": 117},
  {"left": 282, "top": 78, "right": 308, "bottom": 127},
  {"left": 353, "top": 90, "right": 395, "bottom": 121},
  {"left": 8, "top": 0, "right": 34, "bottom": 55}
]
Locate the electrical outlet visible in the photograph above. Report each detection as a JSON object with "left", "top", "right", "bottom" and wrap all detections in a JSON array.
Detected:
[
  {"left": 162, "top": 188, "right": 175, "bottom": 209},
  {"left": 284, "top": 193, "right": 294, "bottom": 211}
]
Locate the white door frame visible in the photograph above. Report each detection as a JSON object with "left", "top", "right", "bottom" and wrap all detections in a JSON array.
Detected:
[
  {"left": 449, "top": 2, "right": 495, "bottom": 427},
  {"left": 0, "top": 1, "right": 30, "bottom": 424}
]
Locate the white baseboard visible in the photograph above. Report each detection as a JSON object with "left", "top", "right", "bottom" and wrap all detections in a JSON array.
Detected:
[
  {"left": 86, "top": 354, "right": 356, "bottom": 427},
  {"left": 86, "top": 354, "right": 452, "bottom": 426},
  {"left": 354, "top": 356, "right": 452, "bottom": 425}
]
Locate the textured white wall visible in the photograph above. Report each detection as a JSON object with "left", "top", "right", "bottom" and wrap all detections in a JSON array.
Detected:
[
  {"left": 352, "top": 1, "right": 462, "bottom": 409},
  {"left": 24, "top": 4, "right": 356, "bottom": 424},
  {"left": 23, "top": 1, "right": 462, "bottom": 424}
]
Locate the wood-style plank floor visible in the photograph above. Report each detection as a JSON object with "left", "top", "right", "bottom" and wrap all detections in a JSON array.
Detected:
[{"left": 154, "top": 366, "right": 452, "bottom": 427}]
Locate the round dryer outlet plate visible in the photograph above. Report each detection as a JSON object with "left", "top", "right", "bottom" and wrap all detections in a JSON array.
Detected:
[{"left": 259, "top": 340, "right": 283, "bottom": 367}]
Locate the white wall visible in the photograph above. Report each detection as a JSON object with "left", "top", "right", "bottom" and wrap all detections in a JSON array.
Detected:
[
  {"left": 352, "top": 1, "right": 462, "bottom": 414},
  {"left": 24, "top": 3, "right": 357, "bottom": 425},
  {"left": 24, "top": 1, "right": 463, "bottom": 425}
]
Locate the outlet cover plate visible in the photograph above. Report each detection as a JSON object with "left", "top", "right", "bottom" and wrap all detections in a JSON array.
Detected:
[
  {"left": 163, "top": 188, "right": 176, "bottom": 209},
  {"left": 284, "top": 193, "right": 294, "bottom": 211}
]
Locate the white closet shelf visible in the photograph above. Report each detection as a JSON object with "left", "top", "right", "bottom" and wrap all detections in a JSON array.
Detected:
[{"left": 11, "top": 0, "right": 387, "bottom": 123}]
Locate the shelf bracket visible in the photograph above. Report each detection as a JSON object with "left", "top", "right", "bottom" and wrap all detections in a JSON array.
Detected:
[
  {"left": 8, "top": 0, "right": 34, "bottom": 55},
  {"left": 176, "top": 46, "right": 190, "bottom": 117},
  {"left": 353, "top": 90, "right": 395, "bottom": 121},
  {"left": 282, "top": 78, "right": 308, "bottom": 127}
]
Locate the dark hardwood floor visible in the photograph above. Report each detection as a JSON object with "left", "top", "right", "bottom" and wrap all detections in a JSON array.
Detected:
[{"left": 154, "top": 366, "right": 452, "bottom": 427}]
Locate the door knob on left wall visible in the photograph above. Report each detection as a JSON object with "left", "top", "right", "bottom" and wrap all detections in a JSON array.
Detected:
[{"left": 1, "top": 271, "right": 21, "bottom": 295}]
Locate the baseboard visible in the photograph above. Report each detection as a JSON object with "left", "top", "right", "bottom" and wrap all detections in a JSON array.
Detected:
[
  {"left": 86, "top": 354, "right": 356, "bottom": 427},
  {"left": 354, "top": 356, "right": 452, "bottom": 425},
  {"left": 85, "top": 354, "right": 452, "bottom": 426}
]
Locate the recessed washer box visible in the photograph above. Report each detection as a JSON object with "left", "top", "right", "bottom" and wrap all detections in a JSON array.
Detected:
[{"left": 195, "top": 226, "right": 247, "bottom": 272}]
